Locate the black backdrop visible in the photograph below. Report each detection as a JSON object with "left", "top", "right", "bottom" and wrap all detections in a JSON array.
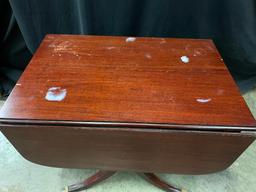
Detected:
[{"left": 1, "top": 0, "right": 256, "bottom": 96}]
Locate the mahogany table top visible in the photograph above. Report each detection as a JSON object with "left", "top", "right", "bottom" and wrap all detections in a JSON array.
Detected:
[{"left": 0, "top": 34, "right": 255, "bottom": 130}]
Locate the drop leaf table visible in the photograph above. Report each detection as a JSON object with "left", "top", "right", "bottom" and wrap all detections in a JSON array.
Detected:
[{"left": 0, "top": 35, "right": 255, "bottom": 192}]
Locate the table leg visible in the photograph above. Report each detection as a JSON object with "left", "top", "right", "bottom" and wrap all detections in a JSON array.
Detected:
[
  {"left": 137, "top": 172, "right": 186, "bottom": 192},
  {"left": 64, "top": 171, "right": 186, "bottom": 192},
  {"left": 64, "top": 170, "right": 116, "bottom": 192}
]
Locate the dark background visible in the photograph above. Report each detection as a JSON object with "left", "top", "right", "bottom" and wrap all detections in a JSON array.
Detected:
[{"left": 1, "top": 0, "right": 256, "bottom": 97}]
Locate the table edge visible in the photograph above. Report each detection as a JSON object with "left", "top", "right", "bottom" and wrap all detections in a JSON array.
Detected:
[{"left": 0, "top": 118, "right": 256, "bottom": 132}]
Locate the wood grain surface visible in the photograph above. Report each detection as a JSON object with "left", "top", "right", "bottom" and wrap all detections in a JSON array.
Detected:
[
  {"left": 1, "top": 124, "right": 254, "bottom": 174},
  {"left": 0, "top": 34, "right": 255, "bottom": 128}
]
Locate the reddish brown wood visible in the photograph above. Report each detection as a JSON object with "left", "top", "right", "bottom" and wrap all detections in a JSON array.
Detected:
[
  {"left": 64, "top": 171, "right": 185, "bottom": 192},
  {"left": 0, "top": 34, "right": 255, "bottom": 128},
  {"left": 138, "top": 173, "right": 184, "bottom": 192},
  {"left": 0, "top": 124, "right": 254, "bottom": 174},
  {"left": 65, "top": 170, "right": 116, "bottom": 192},
  {"left": 0, "top": 35, "right": 255, "bottom": 191}
]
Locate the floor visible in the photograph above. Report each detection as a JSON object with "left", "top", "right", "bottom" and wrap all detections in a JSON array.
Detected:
[{"left": 0, "top": 90, "right": 256, "bottom": 192}]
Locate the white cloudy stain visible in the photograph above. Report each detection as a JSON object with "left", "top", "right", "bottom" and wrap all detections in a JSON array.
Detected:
[
  {"left": 45, "top": 87, "right": 67, "bottom": 101},
  {"left": 181, "top": 56, "right": 189, "bottom": 63},
  {"left": 196, "top": 98, "right": 212, "bottom": 103},
  {"left": 126, "top": 37, "right": 136, "bottom": 42}
]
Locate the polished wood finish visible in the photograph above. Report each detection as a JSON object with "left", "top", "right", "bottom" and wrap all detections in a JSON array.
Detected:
[
  {"left": 65, "top": 170, "right": 116, "bottom": 192},
  {"left": 0, "top": 35, "right": 255, "bottom": 192},
  {"left": 66, "top": 171, "right": 185, "bottom": 192},
  {"left": 0, "top": 34, "right": 255, "bottom": 128},
  {"left": 0, "top": 124, "right": 254, "bottom": 174},
  {"left": 138, "top": 173, "right": 183, "bottom": 192}
]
